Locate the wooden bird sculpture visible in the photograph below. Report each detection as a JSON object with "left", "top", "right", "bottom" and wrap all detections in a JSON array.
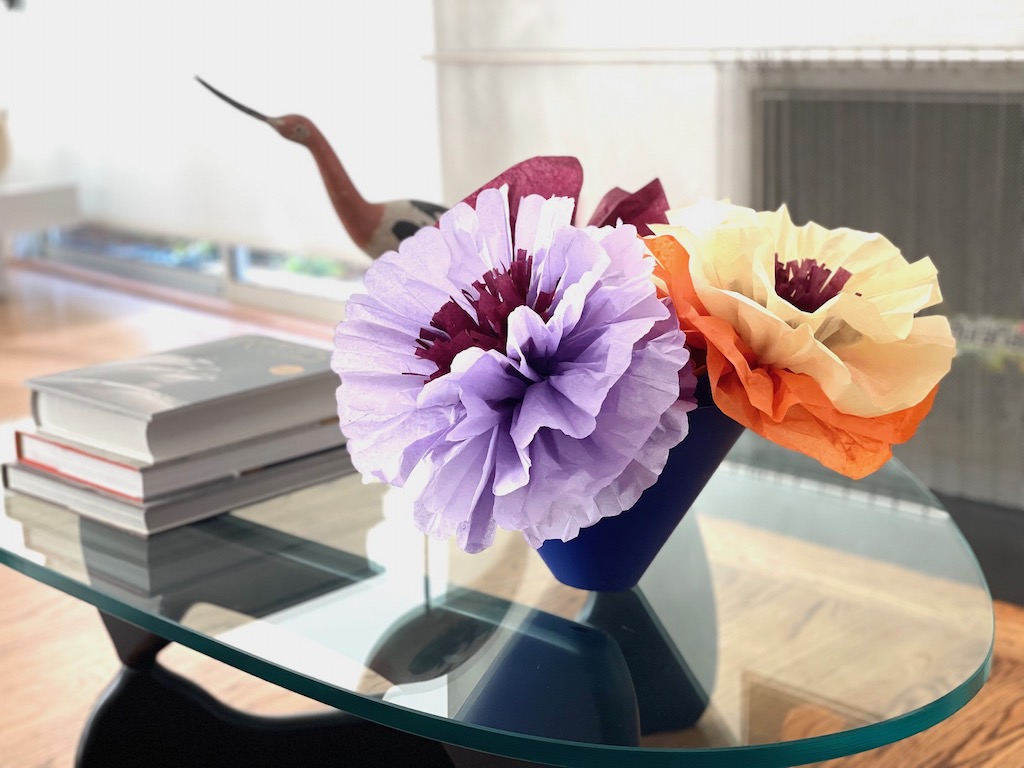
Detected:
[{"left": 196, "top": 76, "right": 447, "bottom": 258}]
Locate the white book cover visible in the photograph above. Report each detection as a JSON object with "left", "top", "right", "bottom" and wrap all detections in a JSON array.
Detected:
[
  {"left": 27, "top": 335, "right": 341, "bottom": 461},
  {"left": 28, "top": 335, "right": 335, "bottom": 417}
]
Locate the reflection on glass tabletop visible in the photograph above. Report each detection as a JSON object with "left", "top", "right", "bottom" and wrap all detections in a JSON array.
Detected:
[{"left": 0, "top": 431, "right": 993, "bottom": 767}]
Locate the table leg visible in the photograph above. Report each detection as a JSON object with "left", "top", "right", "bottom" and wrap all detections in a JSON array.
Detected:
[{"left": 76, "top": 613, "right": 458, "bottom": 768}]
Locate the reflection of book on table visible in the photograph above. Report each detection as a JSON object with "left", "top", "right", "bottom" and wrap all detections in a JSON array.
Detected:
[
  {"left": 2, "top": 446, "right": 354, "bottom": 537},
  {"left": 5, "top": 492, "right": 380, "bottom": 616},
  {"left": 27, "top": 335, "right": 339, "bottom": 462},
  {"left": 15, "top": 418, "right": 345, "bottom": 501}
]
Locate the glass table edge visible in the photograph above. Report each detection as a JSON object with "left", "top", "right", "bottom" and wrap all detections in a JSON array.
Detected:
[{"left": 0, "top": 543, "right": 996, "bottom": 768}]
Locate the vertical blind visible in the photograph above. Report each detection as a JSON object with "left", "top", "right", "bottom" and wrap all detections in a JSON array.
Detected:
[{"left": 757, "top": 87, "right": 1024, "bottom": 509}]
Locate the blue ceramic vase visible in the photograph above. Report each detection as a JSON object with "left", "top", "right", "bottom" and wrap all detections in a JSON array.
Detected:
[{"left": 537, "top": 404, "right": 745, "bottom": 591}]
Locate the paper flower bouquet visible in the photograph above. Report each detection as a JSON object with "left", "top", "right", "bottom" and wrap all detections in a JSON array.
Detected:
[{"left": 332, "top": 157, "right": 955, "bottom": 588}]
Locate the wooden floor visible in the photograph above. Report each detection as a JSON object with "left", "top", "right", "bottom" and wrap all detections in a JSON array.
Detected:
[{"left": 0, "top": 263, "right": 1022, "bottom": 767}]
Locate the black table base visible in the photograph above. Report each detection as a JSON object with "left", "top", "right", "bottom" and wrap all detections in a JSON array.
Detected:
[{"left": 76, "top": 614, "right": 551, "bottom": 768}]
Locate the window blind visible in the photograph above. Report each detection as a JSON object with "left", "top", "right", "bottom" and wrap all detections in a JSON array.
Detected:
[{"left": 757, "top": 88, "right": 1024, "bottom": 509}]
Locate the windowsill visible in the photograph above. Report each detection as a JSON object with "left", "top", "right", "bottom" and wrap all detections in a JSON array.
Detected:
[{"left": 8, "top": 258, "right": 338, "bottom": 343}]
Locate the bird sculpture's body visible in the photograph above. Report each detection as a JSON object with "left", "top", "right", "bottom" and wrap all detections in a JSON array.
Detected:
[{"left": 197, "top": 77, "right": 446, "bottom": 258}]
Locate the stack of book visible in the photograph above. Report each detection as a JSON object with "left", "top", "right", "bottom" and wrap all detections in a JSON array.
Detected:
[{"left": 2, "top": 335, "right": 352, "bottom": 536}]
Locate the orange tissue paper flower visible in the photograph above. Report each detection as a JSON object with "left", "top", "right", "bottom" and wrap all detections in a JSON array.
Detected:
[{"left": 647, "top": 202, "right": 956, "bottom": 479}]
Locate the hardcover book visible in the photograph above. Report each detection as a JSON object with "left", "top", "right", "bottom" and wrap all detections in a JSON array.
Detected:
[
  {"left": 15, "top": 417, "right": 345, "bottom": 501},
  {"left": 27, "top": 335, "right": 340, "bottom": 462},
  {"left": 2, "top": 446, "right": 354, "bottom": 537}
]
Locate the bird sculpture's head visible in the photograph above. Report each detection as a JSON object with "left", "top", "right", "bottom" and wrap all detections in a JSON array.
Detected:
[
  {"left": 195, "top": 77, "right": 319, "bottom": 146},
  {"left": 267, "top": 115, "right": 317, "bottom": 146}
]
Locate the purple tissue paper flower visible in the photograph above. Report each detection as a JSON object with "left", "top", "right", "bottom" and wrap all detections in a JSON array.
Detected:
[{"left": 333, "top": 186, "right": 695, "bottom": 553}]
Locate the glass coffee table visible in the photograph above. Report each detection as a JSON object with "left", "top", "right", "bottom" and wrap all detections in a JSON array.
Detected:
[{"left": 0, "top": 429, "right": 993, "bottom": 767}]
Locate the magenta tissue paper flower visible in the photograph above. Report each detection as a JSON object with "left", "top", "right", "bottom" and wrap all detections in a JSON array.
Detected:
[{"left": 333, "top": 186, "right": 695, "bottom": 552}]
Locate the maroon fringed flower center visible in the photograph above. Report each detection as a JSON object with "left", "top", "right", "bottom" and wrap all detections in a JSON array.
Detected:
[
  {"left": 774, "top": 254, "right": 853, "bottom": 312},
  {"left": 414, "top": 251, "right": 555, "bottom": 381}
]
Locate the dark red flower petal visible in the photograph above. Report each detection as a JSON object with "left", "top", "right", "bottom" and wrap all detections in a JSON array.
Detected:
[
  {"left": 774, "top": 255, "right": 853, "bottom": 312},
  {"left": 415, "top": 252, "right": 555, "bottom": 381},
  {"left": 456, "top": 156, "right": 584, "bottom": 230},
  {"left": 587, "top": 178, "right": 670, "bottom": 236}
]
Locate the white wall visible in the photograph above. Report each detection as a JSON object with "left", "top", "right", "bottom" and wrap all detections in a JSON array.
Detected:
[
  {"left": 433, "top": 0, "right": 1024, "bottom": 216},
  {"left": 434, "top": 0, "right": 1024, "bottom": 51},
  {"left": 435, "top": 59, "right": 720, "bottom": 221},
  {"left": 0, "top": 1, "right": 442, "bottom": 261}
]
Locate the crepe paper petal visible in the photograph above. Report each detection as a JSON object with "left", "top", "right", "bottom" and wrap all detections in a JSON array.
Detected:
[
  {"left": 648, "top": 233, "right": 946, "bottom": 479},
  {"left": 334, "top": 186, "right": 694, "bottom": 553},
  {"left": 587, "top": 178, "right": 671, "bottom": 236},
  {"left": 703, "top": 315, "right": 939, "bottom": 480},
  {"left": 649, "top": 203, "right": 956, "bottom": 418},
  {"left": 496, "top": 312, "right": 696, "bottom": 546},
  {"left": 457, "top": 156, "right": 584, "bottom": 229}
]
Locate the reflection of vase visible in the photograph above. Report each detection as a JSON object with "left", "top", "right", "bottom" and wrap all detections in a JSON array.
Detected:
[
  {"left": 454, "top": 608, "right": 640, "bottom": 747},
  {"left": 0, "top": 110, "right": 9, "bottom": 178},
  {"left": 579, "top": 587, "right": 713, "bottom": 734},
  {"left": 366, "top": 589, "right": 511, "bottom": 684},
  {"left": 537, "top": 405, "right": 745, "bottom": 591}
]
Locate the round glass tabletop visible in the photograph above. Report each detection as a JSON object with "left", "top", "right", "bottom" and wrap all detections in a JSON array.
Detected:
[{"left": 0, "top": 431, "right": 993, "bottom": 767}]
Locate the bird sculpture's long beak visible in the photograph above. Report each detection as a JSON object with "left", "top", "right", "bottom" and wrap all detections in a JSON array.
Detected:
[{"left": 195, "top": 76, "right": 270, "bottom": 122}]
